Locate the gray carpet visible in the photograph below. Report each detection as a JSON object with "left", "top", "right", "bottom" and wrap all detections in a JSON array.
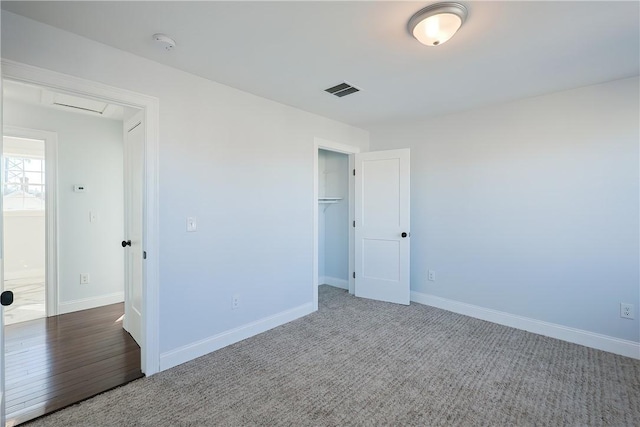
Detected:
[{"left": 26, "top": 285, "right": 640, "bottom": 426}]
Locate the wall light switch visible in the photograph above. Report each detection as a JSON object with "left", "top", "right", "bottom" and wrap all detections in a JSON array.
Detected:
[
  {"left": 89, "top": 211, "right": 97, "bottom": 223},
  {"left": 187, "top": 217, "right": 197, "bottom": 232}
]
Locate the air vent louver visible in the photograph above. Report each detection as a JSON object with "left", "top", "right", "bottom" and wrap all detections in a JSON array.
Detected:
[
  {"left": 325, "top": 82, "right": 360, "bottom": 98},
  {"left": 52, "top": 102, "right": 105, "bottom": 114}
]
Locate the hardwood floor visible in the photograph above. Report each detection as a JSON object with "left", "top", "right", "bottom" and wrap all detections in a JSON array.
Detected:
[{"left": 4, "top": 303, "right": 143, "bottom": 426}]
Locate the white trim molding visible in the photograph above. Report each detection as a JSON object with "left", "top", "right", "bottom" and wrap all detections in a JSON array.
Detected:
[
  {"left": 319, "top": 276, "right": 349, "bottom": 290},
  {"left": 2, "top": 59, "right": 161, "bottom": 375},
  {"left": 411, "top": 291, "right": 640, "bottom": 360},
  {"left": 58, "top": 292, "right": 125, "bottom": 315},
  {"left": 160, "top": 303, "right": 314, "bottom": 371}
]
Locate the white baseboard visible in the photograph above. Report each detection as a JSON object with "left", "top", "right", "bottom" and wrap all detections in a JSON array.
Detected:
[
  {"left": 319, "top": 276, "right": 349, "bottom": 290},
  {"left": 160, "top": 302, "right": 315, "bottom": 371},
  {"left": 58, "top": 292, "right": 124, "bottom": 315},
  {"left": 411, "top": 291, "right": 640, "bottom": 360}
]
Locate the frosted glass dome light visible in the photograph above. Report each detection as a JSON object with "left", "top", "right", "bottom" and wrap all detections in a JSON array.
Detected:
[{"left": 408, "top": 3, "right": 468, "bottom": 47}]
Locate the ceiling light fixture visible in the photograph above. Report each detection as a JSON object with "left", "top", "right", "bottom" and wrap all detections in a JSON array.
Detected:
[{"left": 408, "top": 2, "right": 467, "bottom": 47}]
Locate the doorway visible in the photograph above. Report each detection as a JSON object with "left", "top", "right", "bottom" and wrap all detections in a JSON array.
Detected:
[
  {"left": 313, "top": 138, "right": 359, "bottom": 310},
  {"left": 0, "top": 60, "right": 160, "bottom": 381},
  {"left": 2, "top": 79, "right": 139, "bottom": 424},
  {"left": 2, "top": 135, "right": 47, "bottom": 325},
  {"left": 0, "top": 61, "right": 160, "bottom": 426},
  {"left": 318, "top": 149, "right": 350, "bottom": 291},
  {"left": 2, "top": 126, "right": 58, "bottom": 327},
  {"left": 3, "top": 71, "right": 157, "bottom": 422},
  {"left": 313, "top": 140, "right": 412, "bottom": 310},
  {"left": 3, "top": 80, "right": 129, "bottom": 321}
]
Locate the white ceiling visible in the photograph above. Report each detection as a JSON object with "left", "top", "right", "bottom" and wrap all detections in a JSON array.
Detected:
[{"left": 3, "top": 1, "right": 639, "bottom": 129}]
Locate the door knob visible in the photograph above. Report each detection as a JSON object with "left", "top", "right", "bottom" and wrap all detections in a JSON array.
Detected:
[
  {"left": 122, "top": 240, "right": 132, "bottom": 247},
  {"left": 401, "top": 232, "right": 410, "bottom": 238},
  {"left": 1, "top": 291, "right": 14, "bottom": 306}
]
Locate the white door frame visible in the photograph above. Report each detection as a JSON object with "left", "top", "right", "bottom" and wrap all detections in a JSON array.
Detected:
[
  {"left": 313, "top": 137, "right": 360, "bottom": 311},
  {"left": 2, "top": 126, "right": 58, "bottom": 317},
  {"left": 1, "top": 59, "right": 161, "bottom": 375}
]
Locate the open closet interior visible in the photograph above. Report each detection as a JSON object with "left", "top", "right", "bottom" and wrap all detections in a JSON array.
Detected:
[{"left": 318, "top": 149, "right": 349, "bottom": 290}]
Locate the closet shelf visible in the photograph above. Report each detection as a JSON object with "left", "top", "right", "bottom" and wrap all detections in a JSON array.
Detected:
[{"left": 318, "top": 197, "right": 342, "bottom": 204}]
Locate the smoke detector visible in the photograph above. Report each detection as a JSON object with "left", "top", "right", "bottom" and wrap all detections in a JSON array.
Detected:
[{"left": 153, "top": 33, "right": 176, "bottom": 51}]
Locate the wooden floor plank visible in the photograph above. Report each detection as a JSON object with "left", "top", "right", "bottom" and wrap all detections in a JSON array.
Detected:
[
  {"left": 6, "top": 333, "right": 136, "bottom": 368},
  {"left": 6, "top": 348, "right": 140, "bottom": 403},
  {"left": 6, "top": 340, "right": 140, "bottom": 385},
  {"left": 4, "top": 303, "right": 143, "bottom": 426}
]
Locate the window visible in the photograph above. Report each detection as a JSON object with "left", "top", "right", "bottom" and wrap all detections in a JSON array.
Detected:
[{"left": 3, "top": 137, "right": 46, "bottom": 211}]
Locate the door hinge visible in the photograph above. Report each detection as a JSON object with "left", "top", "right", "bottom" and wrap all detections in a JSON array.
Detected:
[
  {"left": 353, "top": 169, "right": 356, "bottom": 176},
  {"left": 353, "top": 272, "right": 356, "bottom": 279},
  {"left": 353, "top": 220, "right": 356, "bottom": 227},
  {"left": 143, "top": 251, "right": 147, "bottom": 260}
]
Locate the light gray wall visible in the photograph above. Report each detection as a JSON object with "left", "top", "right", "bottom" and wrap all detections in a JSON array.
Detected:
[
  {"left": 319, "top": 150, "right": 349, "bottom": 282},
  {"left": 1, "top": 12, "right": 369, "bottom": 355},
  {"left": 369, "top": 76, "right": 640, "bottom": 343},
  {"left": 4, "top": 99, "right": 125, "bottom": 312}
]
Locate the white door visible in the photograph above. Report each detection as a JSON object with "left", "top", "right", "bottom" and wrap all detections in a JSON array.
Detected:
[
  {"left": 0, "top": 286, "right": 9, "bottom": 426},
  {"left": 0, "top": 97, "right": 6, "bottom": 424},
  {"left": 0, "top": 178, "right": 9, "bottom": 426},
  {"left": 355, "top": 149, "right": 410, "bottom": 305},
  {"left": 123, "top": 111, "right": 144, "bottom": 345}
]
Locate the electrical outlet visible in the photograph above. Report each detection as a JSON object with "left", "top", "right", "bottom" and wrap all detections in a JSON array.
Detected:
[
  {"left": 80, "top": 273, "right": 90, "bottom": 284},
  {"left": 620, "top": 303, "right": 634, "bottom": 319},
  {"left": 428, "top": 270, "right": 435, "bottom": 281},
  {"left": 232, "top": 295, "right": 240, "bottom": 310}
]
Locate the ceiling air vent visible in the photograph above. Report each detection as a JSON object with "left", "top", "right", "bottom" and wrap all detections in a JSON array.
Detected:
[
  {"left": 325, "top": 82, "right": 360, "bottom": 98},
  {"left": 40, "top": 89, "right": 123, "bottom": 119}
]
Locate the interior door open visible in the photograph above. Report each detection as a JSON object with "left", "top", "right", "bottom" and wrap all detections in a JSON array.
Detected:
[
  {"left": 0, "top": 259, "right": 7, "bottom": 426},
  {"left": 354, "top": 149, "right": 410, "bottom": 305},
  {"left": 0, "top": 101, "right": 6, "bottom": 424},
  {"left": 123, "top": 111, "right": 144, "bottom": 345}
]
